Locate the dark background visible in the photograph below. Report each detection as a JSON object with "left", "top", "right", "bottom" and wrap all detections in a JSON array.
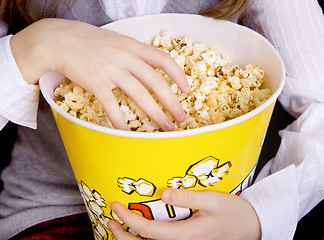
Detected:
[{"left": 0, "top": 1, "right": 323, "bottom": 239}]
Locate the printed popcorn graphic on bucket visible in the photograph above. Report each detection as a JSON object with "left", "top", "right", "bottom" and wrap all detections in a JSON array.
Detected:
[
  {"left": 77, "top": 181, "right": 111, "bottom": 240},
  {"left": 128, "top": 199, "right": 193, "bottom": 222},
  {"left": 167, "top": 156, "right": 232, "bottom": 189},
  {"left": 117, "top": 177, "right": 156, "bottom": 197},
  {"left": 77, "top": 155, "right": 235, "bottom": 239}
]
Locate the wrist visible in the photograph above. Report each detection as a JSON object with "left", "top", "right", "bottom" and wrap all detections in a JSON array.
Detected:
[{"left": 10, "top": 18, "right": 62, "bottom": 85}]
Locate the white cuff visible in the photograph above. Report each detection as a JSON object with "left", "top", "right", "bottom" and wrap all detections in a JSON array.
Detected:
[
  {"left": 0, "top": 35, "right": 39, "bottom": 129},
  {"left": 240, "top": 166, "right": 299, "bottom": 240}
]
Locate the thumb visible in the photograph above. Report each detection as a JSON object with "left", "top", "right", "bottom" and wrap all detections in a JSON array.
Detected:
[{"left": 161, "top": 189, "right": 222, "bottom": 212}]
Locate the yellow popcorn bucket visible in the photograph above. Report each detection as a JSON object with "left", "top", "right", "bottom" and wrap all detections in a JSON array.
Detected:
[{"left": 40, "top": 14, "right": 285, "bottom": 239}]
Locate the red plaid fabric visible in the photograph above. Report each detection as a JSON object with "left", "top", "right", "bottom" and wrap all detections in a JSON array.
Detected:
[{"left": 10, "top": 213, "right": 95, "bottom": 240}]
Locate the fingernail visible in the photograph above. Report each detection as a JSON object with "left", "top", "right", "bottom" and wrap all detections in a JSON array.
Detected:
[
  {"left": 162, "top": 189, "right": 175, "bottom": 203},
  {"left": 177, "top": 110, "right": 186, "bottom": 122},
  {"left": 106, "top": 220, "right": 112, "bottom": 230},
  {"left": 164, "top": 119, "right": 174, "bottom": 131},
  {"left": 184, "top": 84, "right": 191, "bottom": 94},
  {"left": 110, "top": 203, "right": 118, "bottom": 213}
]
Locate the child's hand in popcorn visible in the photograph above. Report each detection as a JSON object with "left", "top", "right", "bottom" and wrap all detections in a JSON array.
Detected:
[
  {"left": 107, "top": 189, "right": 261, "bottom": 240},
  {"left": 10, "top": 18, "right": 190, "bottom": 131}
]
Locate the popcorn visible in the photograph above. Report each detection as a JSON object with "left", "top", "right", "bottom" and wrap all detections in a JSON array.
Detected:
[{"left": 54, "top": 31, "right": 271, "bottom": 132}]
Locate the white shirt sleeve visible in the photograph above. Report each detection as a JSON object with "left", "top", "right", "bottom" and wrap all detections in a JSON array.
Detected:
[
  {"left": 0, "top": 20, "right": 39, "bottom": 130},
  {"left": 240, "top": 0, "right": 324, "bottom": 239}
]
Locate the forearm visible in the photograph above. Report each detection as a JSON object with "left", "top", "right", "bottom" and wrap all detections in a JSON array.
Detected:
[
  {"left": 10, "top": 18, "right": 70, "bottom": 85},
  {"left": 0, "top": 18, "right": 65, "bottom": 130},
  {"left": 269, "top": 103, "right": 324, "bottom": 219},
  {"left": 240, "top": 0, "right": 324, "bottom": 239},
  {"left": 0, "top": 35, "right": 39, "bottom": 130},
  {"left": 242, "top": 102, "right": 324, "bottom": 240}
]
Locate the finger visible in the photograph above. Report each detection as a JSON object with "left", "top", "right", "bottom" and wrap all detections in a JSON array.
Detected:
[
  {"left": 121, "top": 38, "right": 190, "bottom": 94},
  {"left": 161, "top": 189, "right": 222, "bottom": 212},
  {"left": 94, "top": 89, "right": 129, "bottom": 130},
  {"left": 126, "top": 56, "right": 186, "bottom": 123},
  {"left": 58, "top": 49, "right": 129, "bottom": 131},
  {"left": 143, "top": 46, "right": 190, "bottom": 94},
  {"left": 110, "top": 202, "right": 199, "bottom": 240},
  {"left": 107, "top": 220, "right": 139, "bottom": 240},
  {"left": 113, "top": 71, "right": 175, "bottom": 131}
]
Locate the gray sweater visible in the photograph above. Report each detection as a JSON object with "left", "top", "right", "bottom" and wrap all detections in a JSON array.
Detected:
[{"left": 0, "top": 0, "right": 219, "bottom": 239}]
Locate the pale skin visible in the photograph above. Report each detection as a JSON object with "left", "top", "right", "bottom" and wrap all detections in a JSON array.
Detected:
[
  {"left": 10, "top": 18, "right": 261, "bottom": 239},
  {"left": 107, "top": 189, "right": 262, "bottom": 240},
  {"left": 10, "top": 18, "right": 190, "bottom": 131}
]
